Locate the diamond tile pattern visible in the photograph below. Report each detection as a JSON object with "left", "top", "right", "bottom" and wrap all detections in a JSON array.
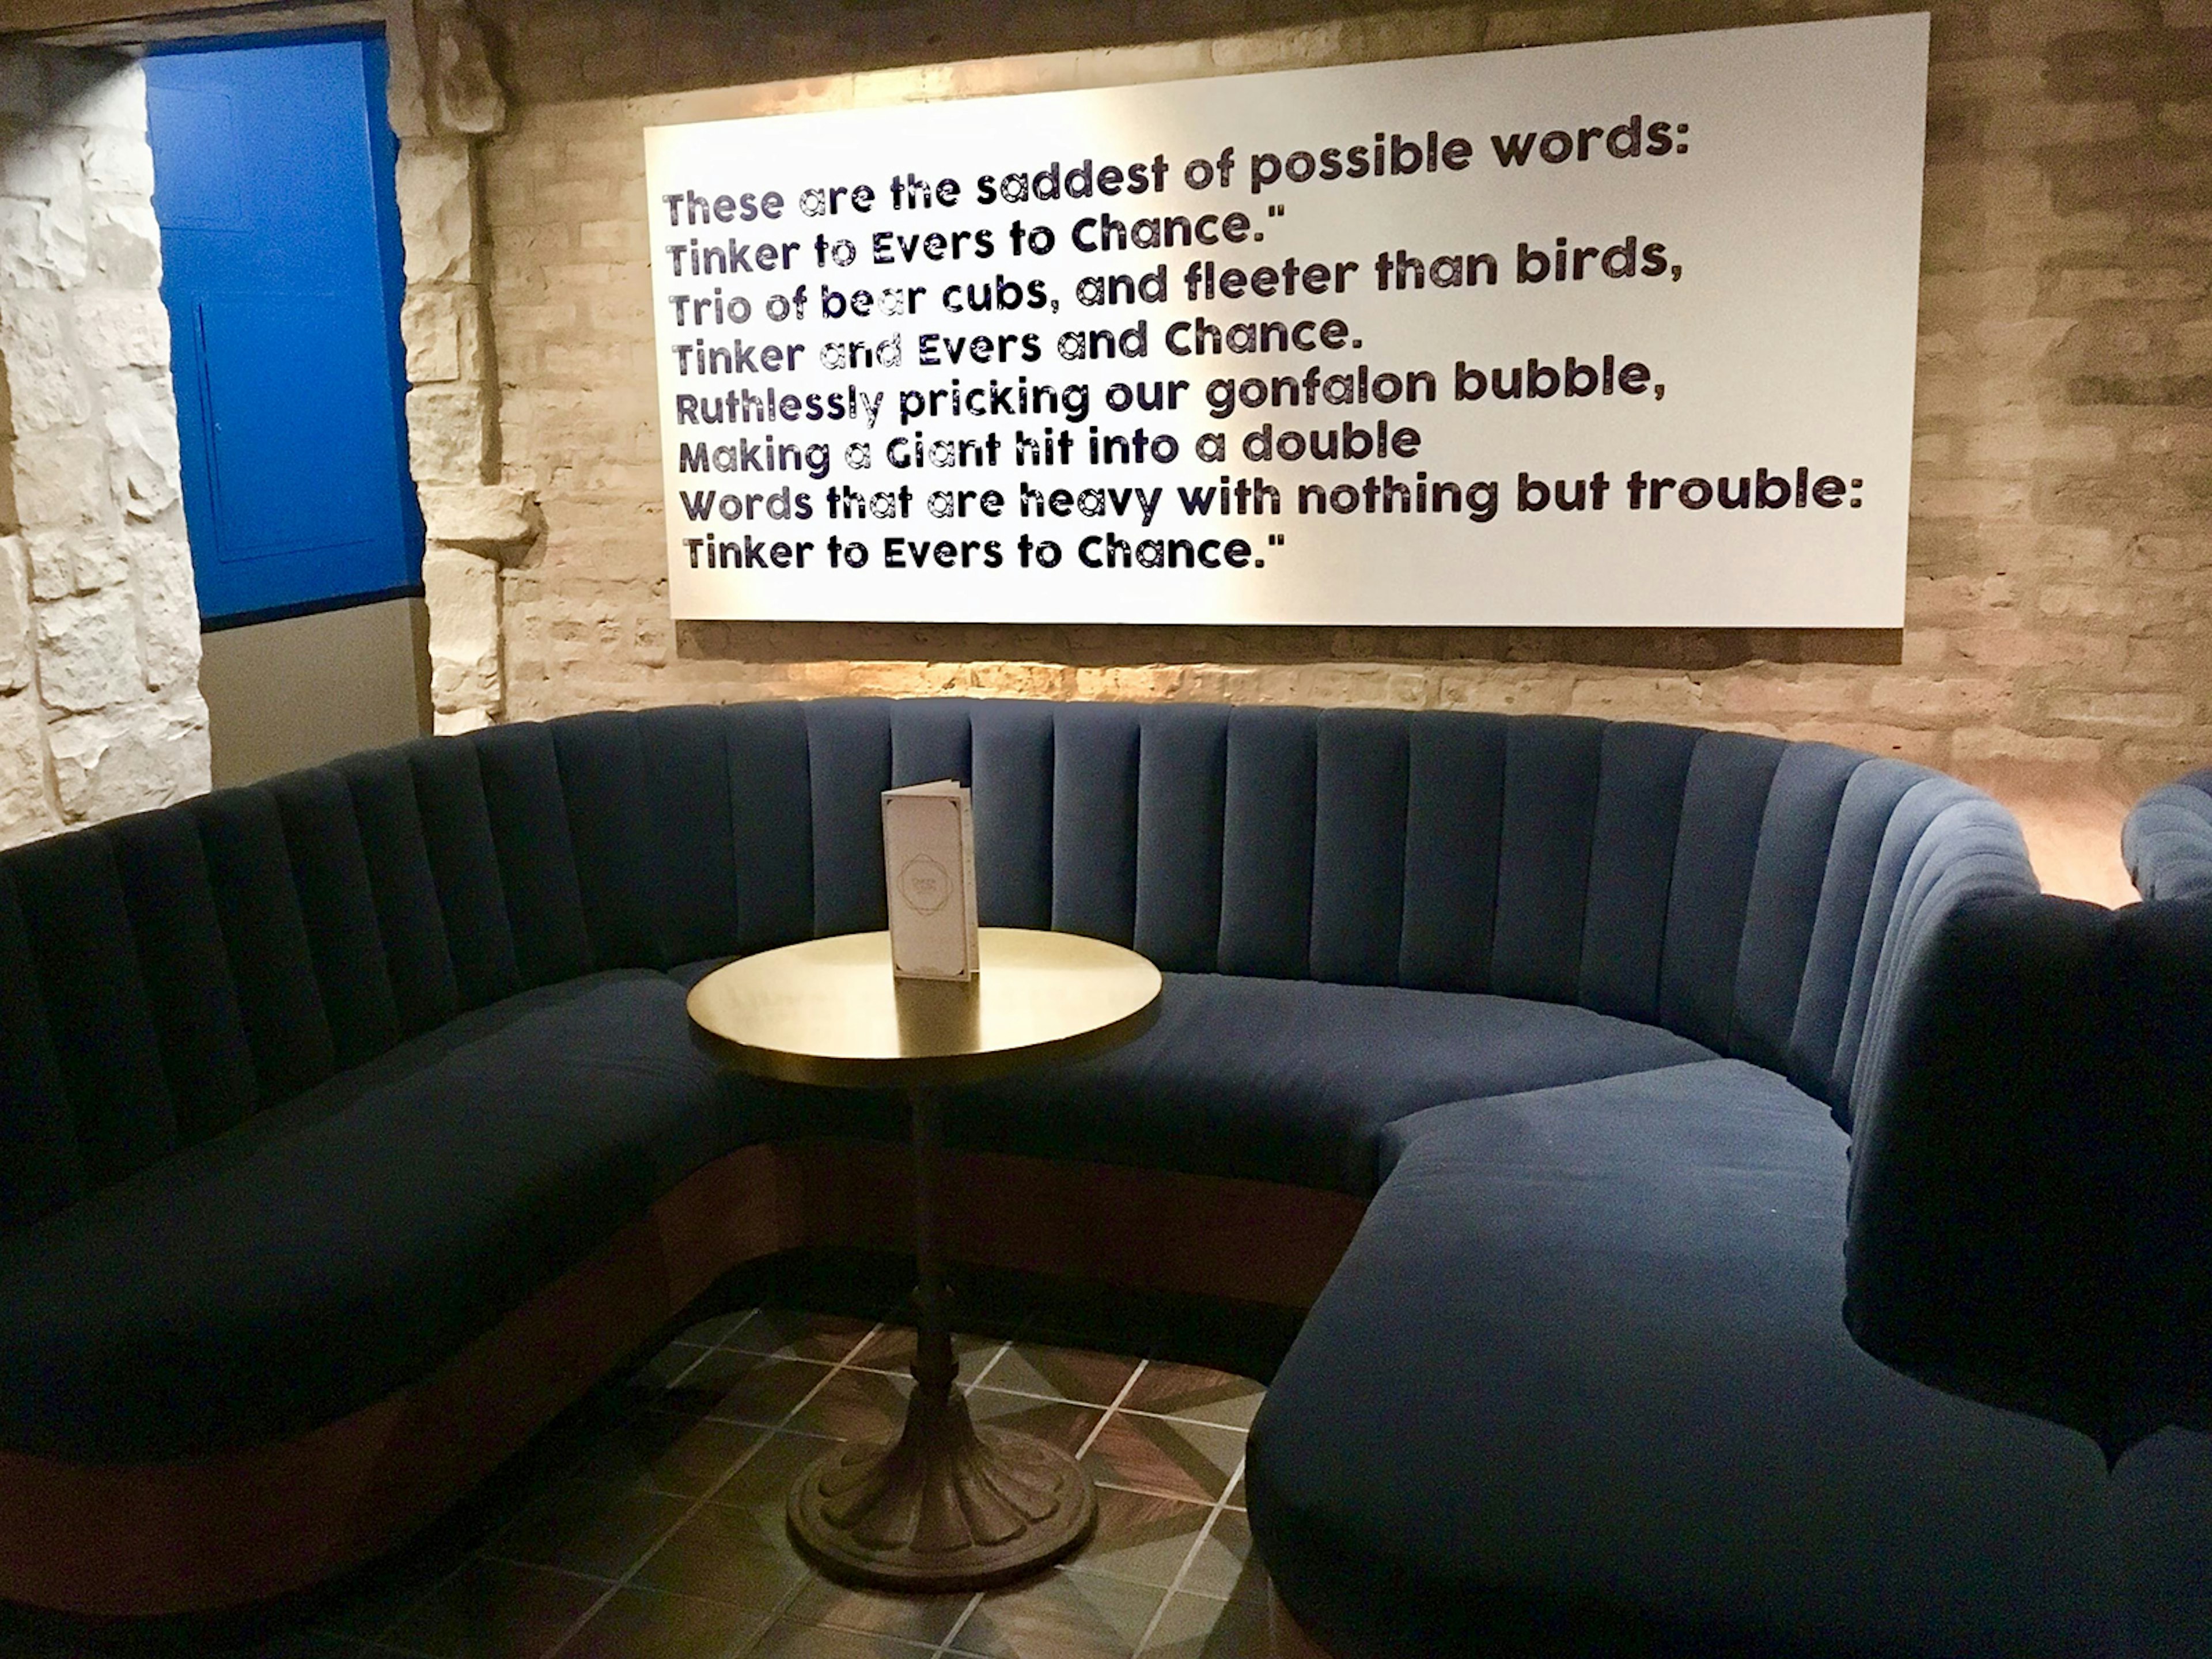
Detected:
[{"left": 0, "top": 1279, "right": 1307, "bottom": 1659}]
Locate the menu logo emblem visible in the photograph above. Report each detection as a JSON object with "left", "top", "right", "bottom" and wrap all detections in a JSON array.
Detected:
[{"left": 898, "top": 854, "right": 952, "bottom": 915}]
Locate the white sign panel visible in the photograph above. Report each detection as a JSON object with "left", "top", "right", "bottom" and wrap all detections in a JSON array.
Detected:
[{"left": 644, "top": 15, "right": 1927, "bottom": 626}]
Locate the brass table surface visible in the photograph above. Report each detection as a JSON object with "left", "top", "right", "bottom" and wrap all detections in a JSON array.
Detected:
[{"left": 685, "top": 926, "right": 1164, "bottom": 1090}]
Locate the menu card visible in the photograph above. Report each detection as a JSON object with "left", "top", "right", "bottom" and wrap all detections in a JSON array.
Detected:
[{"left": 882, "top": 780, "right": 978, "bottom": 981}]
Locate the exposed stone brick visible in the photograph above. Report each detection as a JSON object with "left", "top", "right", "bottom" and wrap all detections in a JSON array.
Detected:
[
  {"left": 102, "top": 369, "right": 180, "bottom": 522},
  {"left": 400, "top": 287, "right": 468, "bottom": 382},
  {"left": 2130, "top": 530, "right": 2212, "bottom": 567},
  {"left": 44, "top": 692, "right": 207, "bottom": 823},
  {"left": 382, "top": 0, "right": 430, "bottom": 137},
  {"left": 0, "top": 296, "right": 90, "bottom": 430},
  {"left": 129, "top": 524, "right": 198, "bottom": 694},
  {"left": 0, "top": 196, "right": 87, "bottom": 290},
  {"left": 12, "top": 431, "right": 106, "bottom": 531},
  {"left": 423, "top": 542, "right": 502, "bottom": 730},
  {"left": 0, "top": 47, "right": 205, "bottom": 838},
  {"left": 407, "top": 382, "right": 497, "bottom": 484},
  {"left": 418, "top": 483, "right": 542, "bottom": 553},
  {"left": 2043, "top": 687, "right": 2195, "bottom": 726},
  {"left": 71, "top": 289, "right": 166, "bottom": 368},
  {"left": 1984, "top": 97, "right": 2141, "bottom": 149},
  {"left": 34, "top": 587, "right": 142, "bottom": 713},
  {"left": 397, "top": 138, "right": 477, "bottom": 283},
  {"left": 84, "top": 190, "right": 158, "bottom": 286},
  {"left": 1953, "top": 723, "right": 2109, "bottom": 766},
  {"left": 2067, "top": 372, "right": 2212, "bottom": 404},
  {"left": 421, "top": 0, "right": 508, "bottom": 135},
  {"left": 2044, "top": 25, "right": 2212, "bottom": 100},
  {"left": 2046, "top": 137, "right": 2212, "bottom": 217},
  {"left": 0, "top": 533, "right": 29, "bottom": 694},
  {"left": 0, "top": 689, "right": 60, "bottom": 847},
  {"left": 1868, "top": 674, "right": 2017, "bottom": 723},
  {"left": 1484, "top": 6, "right": 1613, "bottom": 48}
]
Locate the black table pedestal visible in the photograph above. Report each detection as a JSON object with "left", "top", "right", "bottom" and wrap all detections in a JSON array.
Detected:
[{"left": 786, "top": 1086, "right": 1095, "bottom": 1590}]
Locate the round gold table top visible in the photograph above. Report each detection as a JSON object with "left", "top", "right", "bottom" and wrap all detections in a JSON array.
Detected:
[{"left": 686, "top": 927, "right": 1163, "bottom": 1089}]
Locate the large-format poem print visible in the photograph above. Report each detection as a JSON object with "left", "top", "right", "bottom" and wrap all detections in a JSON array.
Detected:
[{"left": 644, "top": 14, "right": 1928, "bottom": 626}]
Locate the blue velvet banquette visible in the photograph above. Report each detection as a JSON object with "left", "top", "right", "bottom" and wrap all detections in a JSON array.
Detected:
[
  {"left": 0, "top": 698, "right": 2204, "bottom": 1654},
  {"left": 2127, "top": 766, "right": 2212, "bottom": 903}
]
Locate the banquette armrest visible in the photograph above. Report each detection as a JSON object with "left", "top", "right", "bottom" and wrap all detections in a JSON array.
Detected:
[
  {"left": 1845, "top": 880, "right": 2212, "bottom": 1455},
  {"left": 2123, "top": 769, "right": 2212, "bottom": 903},
  {"left": 1843, "top": 889, "right": 2124, "bottom": 1441}
]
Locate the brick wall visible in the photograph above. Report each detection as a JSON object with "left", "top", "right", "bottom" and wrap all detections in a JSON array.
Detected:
[
  {"left": 0, "top": 45, "right": 207, "bottom": 849},
  {"left": 473, "top": 0, "right": 2212, "bottom": 900}
]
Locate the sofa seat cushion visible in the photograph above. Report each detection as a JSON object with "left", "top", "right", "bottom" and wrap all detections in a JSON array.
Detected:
[
  {"left": 2111, "top": 1425, "right": 2212, "bottom": 1653},
  {"left": 1247, "top": 1059, "right": 2134, "bottom": 1658},
  {"left": 0, "top": 972, "right": 751, "bottom": 1463},
  {"left": 948, "top": 971, "right": 1715, "bottom": 1193}
]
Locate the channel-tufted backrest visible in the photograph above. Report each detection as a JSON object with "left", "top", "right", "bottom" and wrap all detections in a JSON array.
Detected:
[
  {"left": 0, "top": 698, "right": 2039, "bottom": 1237},
  {"left": 2122, "top": 767, "right": 2212, "bottom": 903}
]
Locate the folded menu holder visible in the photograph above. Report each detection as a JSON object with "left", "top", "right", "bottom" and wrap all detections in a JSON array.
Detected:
[{"left": 882, "top": 780, "right": 978, "bottom": 981}]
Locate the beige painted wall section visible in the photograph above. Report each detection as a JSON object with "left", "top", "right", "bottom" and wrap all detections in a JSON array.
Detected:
[
  {"left": 198, "top": 598, "right": 431, "bottom": 787},
  {"left": 472, "top": 0, "right": 2211, "bottom": 905},
  {"left": 0, "top": 43, "right": 207, "bottom": 849}
]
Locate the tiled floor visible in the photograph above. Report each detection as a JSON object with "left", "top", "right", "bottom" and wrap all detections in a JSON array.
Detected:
[{"left": 0, "top": 1262, "right": 1327, "bottom": 1659}]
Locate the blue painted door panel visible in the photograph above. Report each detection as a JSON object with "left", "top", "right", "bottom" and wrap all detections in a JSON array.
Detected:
[{"left": 146, "top": 35, "right": 420, "bottom": 624}]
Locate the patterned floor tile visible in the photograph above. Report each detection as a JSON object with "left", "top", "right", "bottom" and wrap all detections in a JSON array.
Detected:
[
  {"left": 1176, "top": 1509, "right": 1260, "bottom": 1602},
  {"left": 1119, "top": 1364, "right": 1266, "bottom": 1430},
  {"left": 974, "top": 1343, "right": 1141, "bottom": 1406},
  {"left": 844, "top": 1324, "right": 1001, "bottom": 1381},
  {"left": 719, "top": 1310, "right": 878, "bottom": 1364},
  {"left": 554, "top": 1585, "right": 771, "bottom": 1659},
  {"left": 1082, "top": 1414, "right": 1246, "bottom": 1505},
  {"left": 677, "top": 1310, "right": 761, "bottom": 1348},
  {"left": 206, "top": 1631, "right": 366, "bottom": 1659},
  {"left": 379, "top": 1558, "right": 606, "bottom": 1659},
  {"left": 482, "top": 1478, "right": 692, "bottom": 1580},
  {"left": 1135, "top": 1588, "right": 1330, "bottom": 1658},
  {"left": 782, "top": 1366, "right": 912, "bottom": 1442},
  {"left": 949, "top": 1567, "right": 1168, "bottom": 1659},
  {"left": 1062, "top": 1486, "right": 1213, "bottom": 1590},
  {"left": 741, "top": 1620, "right": 942, "bottom": 1657},
  {"left": 630, "top": 1504, "right": 811, "bottom": 1613},
  {"left": 680, "top": 1353, "right": 840, "bottom": 1427},
  {"left": 962, "top": 1388, "right": 1102, "bottom": 1456},
  {"left": 562, "top": 1409, "right": 766, "bottom": 1497},
  {"left": 711, "top": 1431, "right": 846, "bottom": 1513},
  {"left": 625, "top": 1340, "right": 715, "bottom": 1393},
  {"left": 781, "top": 1573, "right": 974, "bottom": 1646},
  {"left": 306, "top": 1545, "right": 456, "bottom": 1641}
]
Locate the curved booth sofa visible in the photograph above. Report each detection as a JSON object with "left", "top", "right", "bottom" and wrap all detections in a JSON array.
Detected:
[
  {"left": 2126, "top": 766, "right": 2212, "bottom": 903},
  {"left": 0, "top": 698, "right": 2205, "bottom": 1653}
]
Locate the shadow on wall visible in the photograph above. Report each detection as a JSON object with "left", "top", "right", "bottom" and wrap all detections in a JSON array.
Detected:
[{"left": 675, "top": 621, "right": 1908, "bottom": 672}]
